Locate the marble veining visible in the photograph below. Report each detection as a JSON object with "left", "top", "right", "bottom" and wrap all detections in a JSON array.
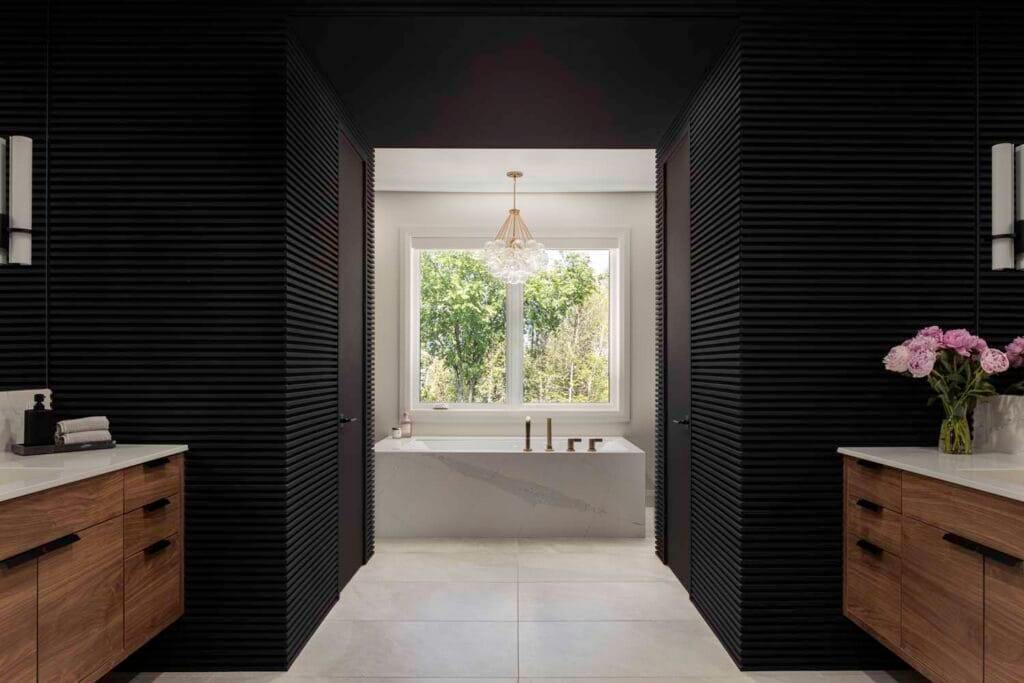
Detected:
[{"left": 376, "top": 436, "right": 645, "bottom": 538}]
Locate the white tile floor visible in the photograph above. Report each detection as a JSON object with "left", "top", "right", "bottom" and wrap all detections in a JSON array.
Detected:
[{"left": 108, "top": 510, "right": 925, "bottom": 683}]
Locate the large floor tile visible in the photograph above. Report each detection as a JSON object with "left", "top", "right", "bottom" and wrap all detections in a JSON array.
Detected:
[
  {"left": 519, "top": 620, "right": 738, "bottom": 677},
  {"left": 289, "top": 620, "right": 518, "bottom": 677},
  {"left": 329, "top": 581, "right": 517, "bottom": 621},
  {"left": 517, "top": 550, "right": 675, "bottom": 582},
  {"left": 355, "top": 552, "right": 518, "bottom": 582},
  {"left": 518, "top": 581, "right": 698, "bottom": 621},
  {"left": 375, "top": 538, "right": 520, "bottom": 554},
  {"left": 517, "top": 537, "right": 655, "bottom": 555}
]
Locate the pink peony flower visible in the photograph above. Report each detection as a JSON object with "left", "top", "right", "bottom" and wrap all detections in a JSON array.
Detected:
[
  {"left": 917, "top": 325, "right": 945, "bottom": 342},
  {"left": 907, "top": 349, "right": 937, "bottom": 378},
  {"left": 974, "top": 337, "right": 989, "bottom": 352},
  {"left": 905, "top": 334, "right": 941, "bottom": 352},
  {"left": 942, "top": 328, "right": 977, "bottom": 357},
  {"left": 883, "top": 345, "right": 911, "bottom": 373},
  {"left": 981, "top": 348, "right": 1010, "bottom": 374},
  {"left": 1006, "top": 336, "right": 1024, "bottom": 368}
]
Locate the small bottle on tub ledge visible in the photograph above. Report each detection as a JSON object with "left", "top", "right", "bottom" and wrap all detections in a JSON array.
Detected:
[
  {"left": 390, "top": 426, "right": 401, "bottom": 439},
  {"left": 400, "top": 411, "right": 413, "bottom": 438}
]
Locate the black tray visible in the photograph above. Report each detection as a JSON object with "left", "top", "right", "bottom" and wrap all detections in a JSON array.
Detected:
[{"left": 12, "top": 440, "right": 117, "bottom": 456}]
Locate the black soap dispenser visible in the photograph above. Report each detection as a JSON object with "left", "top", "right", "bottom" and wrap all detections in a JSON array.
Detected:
[{"left": 24, "top": 393, "right": 58, "bottom": 447}]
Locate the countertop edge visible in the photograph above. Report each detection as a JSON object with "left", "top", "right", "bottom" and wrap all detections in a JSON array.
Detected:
[
  {"left": 838, "top": 446, "right": 1024, "bottom": 504},
  {"left": 0, "top": 444, "right": 188, "bottom": 504}
]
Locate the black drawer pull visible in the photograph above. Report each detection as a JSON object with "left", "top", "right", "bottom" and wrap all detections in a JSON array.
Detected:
[
  {"left": 855, "top": 498, "right": 882, "bottom": 513},
  {"left": 1, "top": 533, "right": 81, "bottom": 569},
  {"left": 144, "top": 538, "right": 172, "bottom": 556},
  {"left": 143, "top": 456, "right": 171, "bottom": 469},
  {"left": 856, "top": 539, "right": 883, "bottom": 556},
  {"left": 943, "top": 532, "right": 1022, "bottom": 566},
  {"left": 143, "top": 497, "right": 171, "bottom": 513},
  {"left": 856, "top": 459, "right": 882, "bottom": 470}
]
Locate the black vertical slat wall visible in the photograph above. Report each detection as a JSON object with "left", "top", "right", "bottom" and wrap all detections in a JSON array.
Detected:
[
  {"left": 284, "top": 37, "right": 343, "bottom": 663},
  {"left": 0, "top": 5, "right": 48, "bottom": 389}
]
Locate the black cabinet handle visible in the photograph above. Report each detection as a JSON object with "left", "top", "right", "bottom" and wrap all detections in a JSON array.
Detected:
[
  {"left": 144, "top": 538, "right": 172, "bottom": 556},
  {"left": 143, "top": 497, "right": 171, "bottom": 513},
  {"left": 672, "top": 417, "right": 690, "bottom": 425},
  {"left": 1, "top": 532, "right": 81, "bottom": 569},
  {"left": 856, "top": 539, "right": 883, "bottom": 556},
  {"left": 943, "top": 532, "right": 1022, "bottom": 566},
  {"left": 339, "top": 415, "right": 359, "bottom": 424},
  {"left": 855, "top": 498, "right": 881, "bottom": 513},
  {"left": 856, "top": 459, "right": 882, "bottom": 470},
  {"left": 143, "top": 456, "right": 171, "bottom": 469}
]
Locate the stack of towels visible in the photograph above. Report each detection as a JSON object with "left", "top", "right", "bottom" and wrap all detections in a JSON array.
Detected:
[{"left": 55, "top": 416, "right": 112, "bottom": 445}]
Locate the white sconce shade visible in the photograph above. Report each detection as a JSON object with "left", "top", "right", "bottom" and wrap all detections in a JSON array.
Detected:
[
  {"left": 992, "top": 143, "right": 1015, "bottom": 270},
  {"left": 8, "top": 135, "right": 32, "bottom": 265}
]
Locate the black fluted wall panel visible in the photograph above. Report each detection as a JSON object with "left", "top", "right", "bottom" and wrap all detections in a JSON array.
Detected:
[
  {"left": 284, "top": 37, "right": 342, "bottom": 664},
  {"left": 48, "top": 1, "right": 294, "bottom": 670},
  {"left": 738, "top": 5, "right": 976, "bottom": 669},
  {"left": 661, "top": 35, "right": 744, "bottom": 662},
  {"left": 0, "top": 6, "right": 47, "bottom": 389}
]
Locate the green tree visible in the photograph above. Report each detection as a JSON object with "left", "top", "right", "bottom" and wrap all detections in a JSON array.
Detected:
[{"left": 419, "top": 251, "right": 506, "bottom": 403}]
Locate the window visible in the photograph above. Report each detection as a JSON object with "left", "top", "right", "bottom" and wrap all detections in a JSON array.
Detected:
[{"left": 401, "top": 229, "right": 629, "bottom": 421}]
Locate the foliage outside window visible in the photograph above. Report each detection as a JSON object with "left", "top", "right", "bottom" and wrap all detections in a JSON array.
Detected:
[{"left": 414, "top": 244, "right": 615, "bottom": 411}]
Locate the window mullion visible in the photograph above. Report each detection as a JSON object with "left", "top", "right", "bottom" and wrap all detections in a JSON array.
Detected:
[{"left": 508, "top": 283, "right": 524, "bottom": 408}]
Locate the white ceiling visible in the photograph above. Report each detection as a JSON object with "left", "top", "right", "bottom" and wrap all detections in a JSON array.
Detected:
[{"left": 375, "top": 148, "right": 655, "bottom": 193}]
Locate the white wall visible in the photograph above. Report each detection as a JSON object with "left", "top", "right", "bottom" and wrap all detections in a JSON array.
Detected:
[{"left": 375, "top": 191, "right": 657, "bottom": 492}]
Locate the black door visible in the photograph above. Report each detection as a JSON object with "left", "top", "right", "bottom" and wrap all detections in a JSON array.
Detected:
[
  {"left": 338, "top": 134, "right": 366, "bottom": 589},
  {"left": 664, "top": 129, "right": 692, "bottom": 590}
]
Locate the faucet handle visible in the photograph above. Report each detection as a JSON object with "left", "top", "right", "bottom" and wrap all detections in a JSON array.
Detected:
[
  {"left": 566, "top": 438, "right": 582, "bottom": 452},
  {"left": 587, "top": 438, "right": 604, "bottom": 453}
]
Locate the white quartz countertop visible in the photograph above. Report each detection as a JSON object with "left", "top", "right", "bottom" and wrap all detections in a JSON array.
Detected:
[
  {"left": 838, "top": 446, "right": 1024, "bottom": 503},
  {"left": 0, "top": 444, "right": 187, "bottom": 504}
]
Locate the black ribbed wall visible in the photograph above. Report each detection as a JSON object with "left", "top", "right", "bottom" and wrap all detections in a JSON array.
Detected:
[
  {"left": 0, "top": 6, "right": 47, "bottom": 389},
  {"left": 656, "top": 2, "right": 1024, "bottom": 671},
  {"left": 284, "top": 37, "right": 342, "bottom": 663},
  {"left": 656, "top": 33, "right": 744, "bottom": 659},
  {"left": 46, "top": 1, "right": 305, "bottom": 670}
]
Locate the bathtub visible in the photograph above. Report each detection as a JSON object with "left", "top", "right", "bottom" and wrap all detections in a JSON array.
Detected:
[{"left": 374, "top": 435, "right": 645, "bottom": 538}]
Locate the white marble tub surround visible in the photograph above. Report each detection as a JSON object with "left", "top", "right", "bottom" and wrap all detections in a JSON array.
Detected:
[
  {"left": 838, "top": 445, "right": 1024, "bottom": 503},
  {"left": 375, "top": 435, "right": 646, "bottom": 538}
]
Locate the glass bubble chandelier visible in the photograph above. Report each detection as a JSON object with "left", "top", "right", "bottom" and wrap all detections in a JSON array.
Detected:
[{"left": 481, "top": 170, "right": 547, "bottom": 284}]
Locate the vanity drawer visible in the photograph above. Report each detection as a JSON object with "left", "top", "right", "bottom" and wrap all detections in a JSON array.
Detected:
[
  {"left": 0, "top": 471, "right": 123, "bottom": 562},
  {"left": 124, "top": 454, "right": 182, "bottom": 512},
  {"left": 846, "top": 456, "right": 901, "bottom": 512},
  {"left": 903, "top": 472, "right": 1024, "bottom": 560},
  {"left": 124, "top": 494, "right": 181, "bottom": 556},
  {"left": 845, "top": 532, "right": 901, "bottom": 647},
  {"left": 124, "top": 533, "right": 182, "bottom": 652},
  {"left": 846, "top": 495, "right": 901, "bottom": 555}
]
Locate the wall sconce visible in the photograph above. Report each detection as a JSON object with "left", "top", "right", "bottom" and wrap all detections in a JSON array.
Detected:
[
  {"left": 0, "top": 135, "right": 33, "bottom": 266},
  {"left": 992, "top": 142, "right": 1024, "bottom": 271}
]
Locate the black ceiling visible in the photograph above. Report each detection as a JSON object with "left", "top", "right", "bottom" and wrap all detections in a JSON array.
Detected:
[{"left": 291, "top": 16, "right": 737, "bottom": 148}]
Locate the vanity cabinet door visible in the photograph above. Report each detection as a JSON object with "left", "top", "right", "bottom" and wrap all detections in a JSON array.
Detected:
[
  {"left": 0, "top": 560, "right": 37, "bottom": 683},
  {"left": 900, "top": 517, "right": 983, "bottom": 683},
  {"left": 985, "top": 558, "right": 1024, "bottom": 682},
  {"left": 38, "top": 516, "right": 124, "bottom": 683}
]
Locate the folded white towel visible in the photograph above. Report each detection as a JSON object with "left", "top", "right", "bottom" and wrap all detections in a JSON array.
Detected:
[
  {"left": 56, "top": 416, "right": 110, "bottom": 436},
  {"left": 56, "top": 429, "right": 112, "bottom": 445}
]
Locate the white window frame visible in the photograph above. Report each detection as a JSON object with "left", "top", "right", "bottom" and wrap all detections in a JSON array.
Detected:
[{"left": 400, "top": 226, "right": 630, "bottom": 423}]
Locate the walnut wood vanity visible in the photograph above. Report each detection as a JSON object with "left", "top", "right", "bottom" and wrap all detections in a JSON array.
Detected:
[
  {"left": 841, "top": 446, "right": 1024, "bottom": 683},
  {"left": 0, "top": 446, "right": 186, "bottom": 682}
]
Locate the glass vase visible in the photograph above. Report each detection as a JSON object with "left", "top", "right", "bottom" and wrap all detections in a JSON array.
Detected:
[{"left": 939, "top": 412, "right": 972, "bottom": 455}]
